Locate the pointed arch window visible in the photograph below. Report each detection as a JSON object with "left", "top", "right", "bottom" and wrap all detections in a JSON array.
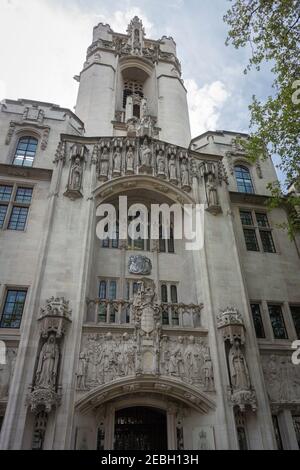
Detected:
[
  {"left": 13, "top": 136, "right": 38, "bottom": 167},
  {"left": 234, "top": 165, "right": 254, "bottom": 194}
]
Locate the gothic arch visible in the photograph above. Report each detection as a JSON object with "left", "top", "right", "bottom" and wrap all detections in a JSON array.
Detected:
[
  {"left": 94, "top": 175, "right": 195, "bottom": 206},
  {"left": 75, "top": 376, "right": 216, "bottom": 414}
]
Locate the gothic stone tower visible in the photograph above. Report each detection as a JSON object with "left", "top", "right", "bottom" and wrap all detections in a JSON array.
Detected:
[{"left": 0, "top": 16, "right": 299, "bottom": 451}]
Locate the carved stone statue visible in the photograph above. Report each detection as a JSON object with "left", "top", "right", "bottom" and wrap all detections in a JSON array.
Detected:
[
  {"left": 113, "top": 146, "right": 122, "bottom": 174},
  {"left": 126, "top": 145, "right": 134, "bottom": 173},
  {"left": 169, "top": 337, "right": 185, "bottom": 377},
  {"left": 203, "top": 349, "right": 214, "bottom": 392},
  {"left": 140, "top": 137, "right": 152, "bottom": 168},
  {"left": 100, "top": 147, "right": 109, "bottom": 178},
  {"left": 35, "top": 334, "right": 60, "bottom": 390},
  {"left": 77, "top": 352, "right": 88, "bottom": 390},
  {"left": 157, "top": 150, "right": 166, "bottom": 177},
  {"left": 229, "top": 339, "right": 251, "bottom": 391},
  {"left": 206, "top": 173, "right": 218, "bottom": 207},
  {"left": 69, "top": 157, "right": 83, "bottom": 190},
  {"left": 181, "top": 158, "right": 190, "bottom": 189},
  {"left": 169, "top": 154, "right": 177, "bottom": 182}
]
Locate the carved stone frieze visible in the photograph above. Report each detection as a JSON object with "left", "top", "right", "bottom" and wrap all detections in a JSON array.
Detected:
[{"left": 262, "top": 354, "right": 300, "bottom": 404}]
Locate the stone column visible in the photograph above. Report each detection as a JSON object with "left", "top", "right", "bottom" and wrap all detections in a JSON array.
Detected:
[{"left": 278, "top": 409, "right": 299, "bottom": 450}]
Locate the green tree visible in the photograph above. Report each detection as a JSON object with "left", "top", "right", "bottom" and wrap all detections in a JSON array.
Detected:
[{"left": 224, "top": 0, "right": 300, "bottom": 235}]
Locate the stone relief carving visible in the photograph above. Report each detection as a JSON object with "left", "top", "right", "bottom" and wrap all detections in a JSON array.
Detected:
[
  {"left": 262, "top": 354, "right": 300, "bottom": 403},
  {"left": 5, "top": 122, "right": 16, "bottom": 145},
  {"left": 0, "top": 347, "right": 18, "bottom": 400},
  {"left": 78, "top": 280, "right": 214, "bottom": 393},
  {"left": 128, "top": 255, "right": 152, "bottom": 275}
]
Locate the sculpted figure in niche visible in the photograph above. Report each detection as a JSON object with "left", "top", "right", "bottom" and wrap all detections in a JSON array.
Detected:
[
  {"left": 160, "top": 335, "right": 170, "bottom": 375},
  {"left": 140, "top": 137, "right": 152, "bottom": 167},
  {"left": 181, "top": 158, "right": 190, "bottom": 188},
  {"left": 206, "top": 173, "right": 218, "bottom": 207},
  {"left": 100, "top": 147, "right": 109, "bottom": 177},
  {"left": 157, "top": 150, "right": 166, "bottom": 177},
  {"left": 70, "top": 157, "right": 83, "bottom": 190},
  {"left": 113, "top": 146, "right": 122, "bottom": 173},
  {"left": 126, "top": 145, "right": 134, "bottom": 173},
  {"left": 77, "top": 351, "right": 88, "bottom": 390},
  {"left": 203, "top": 348, "right": 214, "bottom": 391},
  {"left": 229, "top": 339, "right": 251, "bottom": 391},
  {"left": 35, "top": 334, "right": 59, "bottom": 390},
  {"left": 169, "top": 154, "right": 177, "bottom": 182}
]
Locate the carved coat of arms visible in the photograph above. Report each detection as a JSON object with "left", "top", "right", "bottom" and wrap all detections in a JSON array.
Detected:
[{"left": 128, "top": 255, "right": 152, "bottom": 275}]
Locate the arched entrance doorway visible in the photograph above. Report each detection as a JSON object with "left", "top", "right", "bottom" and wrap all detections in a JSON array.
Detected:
[{"left": 114, "top": 407, "right": 167, "bottom": 450}]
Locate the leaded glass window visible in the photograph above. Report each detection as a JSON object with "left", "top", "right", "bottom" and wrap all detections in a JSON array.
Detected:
[
  {"left": 13, "top": 137, "right": 38, "bottom": 167},
  {"left": 268, "top": 304, "right": 288, "bottom": 340},
  {"left": 235, "top": 166, "right": 254, "bottom": 194},
  {"left": 0, "top": 289, "right": 27, "bottom": 328},
  {"left": 250, "top": 303, "right": 265, "bottom": 338}
]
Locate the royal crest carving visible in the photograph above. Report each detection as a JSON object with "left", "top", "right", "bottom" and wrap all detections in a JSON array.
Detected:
[{"left": 128, "top": 255, "right": 152, "bottom": 275}]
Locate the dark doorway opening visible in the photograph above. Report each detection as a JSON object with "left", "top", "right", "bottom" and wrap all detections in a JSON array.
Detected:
[{"left": 114, "top": 406, "right": 168, "bottom": 450}]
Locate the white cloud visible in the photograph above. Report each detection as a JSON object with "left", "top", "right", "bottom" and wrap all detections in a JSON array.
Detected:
[
  {"left": 0, "top": 1, "right": 153, "bottom": 110},
  {"left": 185, "top": 79, "right": 230, "bottom": 137},
  {"left": 98, "top": 8, "right": 153, "bottom": 35}
]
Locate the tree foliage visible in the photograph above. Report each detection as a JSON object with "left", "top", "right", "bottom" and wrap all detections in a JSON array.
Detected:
[{"left": 224, "top": 0, "right": 300, "bottom": 234}]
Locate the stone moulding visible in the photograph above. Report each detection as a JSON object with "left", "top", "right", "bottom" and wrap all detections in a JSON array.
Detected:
[
  {"left": 27, "top": 388, "right": 61, "bottom": 414},
  {"left": 75, "top": 376, "right": 216, "bottom": 415},
  {"left": 217, "top": 307, "right": 246, "bottom": 345}
]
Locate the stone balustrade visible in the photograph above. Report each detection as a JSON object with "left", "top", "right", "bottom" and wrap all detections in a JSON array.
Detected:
[{"left": 86, "top": 299, "right": 202, "bottom": 328}]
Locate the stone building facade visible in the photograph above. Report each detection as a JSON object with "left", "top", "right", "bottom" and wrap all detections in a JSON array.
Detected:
[{"left": 0, "top": 17, "right": 299, "bottom": 450}]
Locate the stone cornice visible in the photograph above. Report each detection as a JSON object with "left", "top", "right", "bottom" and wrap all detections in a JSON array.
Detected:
[
  {"left": 229, "top": 191, "right": 269, "bottom": 205},
  {"left": 0, "top": 164, "right": 53, "bottom": 181}
]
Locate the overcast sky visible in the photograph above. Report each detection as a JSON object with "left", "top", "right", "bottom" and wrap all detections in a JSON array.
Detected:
[{"left": 0, "top": 0, "right": 274, "bottom": 140}]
